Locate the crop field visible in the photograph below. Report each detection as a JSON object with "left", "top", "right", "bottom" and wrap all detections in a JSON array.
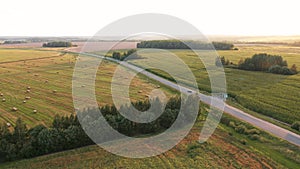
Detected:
[
  {"left": 0, "top": 48, "right": 176, "bottom": 127},
  {"left": 124, "top": 46, "right": 300, "bottom": 125}
]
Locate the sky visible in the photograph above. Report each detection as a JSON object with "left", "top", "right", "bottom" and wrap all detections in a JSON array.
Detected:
[{"left": 1, "top": 0, "right": 300, "bottom": 36}]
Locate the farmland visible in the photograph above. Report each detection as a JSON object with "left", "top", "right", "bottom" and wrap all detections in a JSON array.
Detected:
[
  {"left": 0, "top": 45, "right": 299, "bottom": 168},
  {"left": 123, "top": 45, "right": 300, "bottom": 125},
  {"left": 0, "top": 48, "right": 176, "bottom": 127}
]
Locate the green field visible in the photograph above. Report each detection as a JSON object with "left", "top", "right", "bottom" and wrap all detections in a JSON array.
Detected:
[{"left": 123, "top": 46, "right": 300, "bottom": 125}]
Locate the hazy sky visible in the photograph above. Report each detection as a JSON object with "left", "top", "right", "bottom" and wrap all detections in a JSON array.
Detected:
[{"left": 1, "top": 0, "right": 300, "bottom": 36}]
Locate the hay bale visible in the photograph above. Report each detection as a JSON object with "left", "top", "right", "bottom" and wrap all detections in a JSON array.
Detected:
[
  {"left": 2, "top": 98, "right": 6, "bottom": 102},
  {"left": 0, "top": 93, "right": 3, "bottom": 96},
  {"left": 53, "top": 90, "right": 57, "bottom": 93},
  {"left": 27, "top": 86, "right": 31, "bottom": 90},
  {"left": 34, "top": 74, "right": 39, "bottom": 76},
  {"left": 6, "top": 123, "right": 11, "bottom": 127},
  {"left": 33, "top": 109, "right": 37, "bottom": 113},
  {"left": 26, "top": 90, "right": 30, "bottom": 93},
  {"left": 12, "top": 107, "right": 18, "bottom": 111},
  {"left": 23, "top": 100, "right": 26, "bottom": 103},
  {"left": 138, "top": 90, "right": 142, "bottom": 93},
  {"left": 81, "top": 85, "right": 86, "bottom": 87},
  {"left": 25, "top": 96, "right": 31, "bottom": 100},
  {"left": 45, "top": 80, "right": 49, "bottom": 83}
]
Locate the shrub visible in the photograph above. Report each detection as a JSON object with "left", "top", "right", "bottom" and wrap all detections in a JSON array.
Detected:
[
  {"left": 245, "top": 129, "right": 260, "bottom": 135},
  {"left": 240, "top": 139, "right": 247, "bottom": 145},
  {"left": 228, "top": 121, "right": 236, "bottom": 128},
  {"left": 235, "top": 125, "right": 247, "bottom": 134},
  {"left": 291, "top": 121, "right": 300, "bottom": 131},
  {"left": 249, "top": 134, "right": 260, "bottom": 140}
]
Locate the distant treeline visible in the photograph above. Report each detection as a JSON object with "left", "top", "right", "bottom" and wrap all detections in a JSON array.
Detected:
[
  {"left": 42, "top": 41, "right": 73, "bottom": 47},
  {"left": 2, "top": 40, "right": 27, "bottom": 44},
  {"left": 0, "top": 96, "right": 198, "bottom": 162},
  {"left": 238, "top": 53, "right": 297, "bottom": 75},
  {"left": 137, "top": 40, "right": 235, "bottom": 50}
]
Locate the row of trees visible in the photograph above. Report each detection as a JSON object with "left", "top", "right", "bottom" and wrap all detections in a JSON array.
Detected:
[
  {"left": 42, "top": 41, "right": 73, "bottom": 47},
  {"left": 0, "top": 96, "right": 198, "bottom": 162},
  {"left": 238, "top": 53, "right": 298, "bottom": 75},
  {"left": 112, "top": 49, "right": 139, "bottom": 61},
  {"left": 137, "top": 40, "right": 234, "bottom": 50}
]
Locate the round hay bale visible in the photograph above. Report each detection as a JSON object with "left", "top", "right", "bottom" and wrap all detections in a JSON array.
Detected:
[
  {"left": 6, "top": 123, "right": 11, "bottom": 127},
  {"left": 2, "top": 98, "right": 6, "bottom": 102},
  {"left": 81, "top": 85, "right": 86, "bottom": 87},
  {"left": 138, "top": 90, "right": 142, "bottom": 93},
  {"left": 0, "top": 93, "right": 3, "bottom": 96},
  {"left": 25, "top": 96, "right": 31, "bottom": 100},
  {"left": 45, "top": 80, "right": 49, "bottom": 83},
  {"left": 33, "top": 109, "right": 37, "bottom": 113},
  {"left": 26, "top": 90, "right": 30, "bottom": 93},
  {"left": 23, "top": 100, "right": 26, "bottom": 103},
  {"left": 27, "top": 86, "right": 31, "bottom": 90},
  {"left": 53, "top": 90, "right": 57, "bottom": 93},
  {"left": 12, "top": 107, "right": 18, "bottom": 111}
]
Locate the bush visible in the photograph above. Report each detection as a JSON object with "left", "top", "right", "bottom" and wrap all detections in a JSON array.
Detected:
[
  {"left": 249, "top": 134, "right": 260, "bottom": 140},
  {"left": 228, "top": 121, "right": 236, "bottom": 128},
  {"left": 235, "top": 125, "right": 247, "bottom": 134},
  {"left": 245, "top": 129, "right": 260, "bottom": 135},
  {"left": 291, "top": 121, "right": 300, "bottom": 131},
  {"left": 240, "top": 139, "right": 247, "bottom": 145}
]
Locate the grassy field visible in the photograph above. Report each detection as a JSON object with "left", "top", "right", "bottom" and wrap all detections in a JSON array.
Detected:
[
  {"left": 122, "top": 46, "right": 300, "bottom": 125},
  {"left": 0, "top": 48, "right": 177, "bottom": 127}
]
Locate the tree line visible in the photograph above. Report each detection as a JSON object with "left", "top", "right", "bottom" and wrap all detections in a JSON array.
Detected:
[
  {"left": 0, "top": 96, "right": 198, "bottom": 162},
  {"left": 137, "top": 40, "right": 235, "bottom": 50},
  {"left": 111, "top": 49, "right": 139, "bottom": 61},
  {"left": 238, "top": 53, "right": 297, "bottom": 75},
  {"left": 42, "top": 41, "right": 73, "bottom": 48}
]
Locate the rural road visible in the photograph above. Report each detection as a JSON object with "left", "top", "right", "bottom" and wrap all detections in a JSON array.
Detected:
[{"left": 80, "top": 52, "right": 300, "bottom": 147}]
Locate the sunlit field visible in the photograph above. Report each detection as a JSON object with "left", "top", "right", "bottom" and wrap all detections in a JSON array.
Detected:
[
  {"left": 124, "top": 46, "right": 300, "bottom": 126},
  {"left": 0, "top": 48, "right": 176, "bottom": 127}
]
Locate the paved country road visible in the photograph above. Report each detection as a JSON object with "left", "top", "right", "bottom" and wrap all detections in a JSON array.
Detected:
[{"left": 80, "top": 52, "right": 300, "bottom": 147}]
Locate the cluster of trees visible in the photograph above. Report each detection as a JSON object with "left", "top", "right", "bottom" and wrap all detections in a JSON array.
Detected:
[
  {"left": 0, "top": 96, "right": 198, "bottom": 162},
  {"left": 215, "top": 56, "right": 231, "bottom": 67},
  {"left": 238, "top": 53, "right": 298, "bottom": 75},
  {"left": 112, "top": 49, "right": 139, "bottom": 61},
  {"left": 42, "top": 41, "right": 73, "bottom": 47},
  {"left": 0, "top": 115, "right": 92, "bottom": 162},
  {"left": 137, "top": 40, "right": 234, "bottom": 50}
]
